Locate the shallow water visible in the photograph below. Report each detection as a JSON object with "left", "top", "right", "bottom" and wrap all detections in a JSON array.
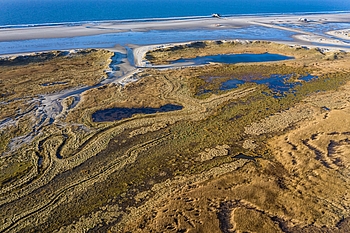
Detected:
[
  {"left": 0, "top": 26, "right": 296, "bottom": 55},
  {"left": 220, "top": 79, "right": 246, "bottom": 90},
  {"left": 299, "top": 74, "right": 318, "bottom": 81},
  {"left": 218, "top": 74, "right": 318, "bottom": 97},
  {"left": 109, "top": 53, "right": 124, "bottom": 71},
  {"left": 171, "top": 53, "right": 293, "bottom": 65},
  {"left": 278, "top": 22, "right": 350, "bottom": 34},
  {"left": 254, "top": 74, "right": 301, "bottom": 94},
  {"left": 92, "top": 104, "right": 183, "bottom": 122},
  {"left": 278, "top": 22, "right": 350, "bottom": 44}
]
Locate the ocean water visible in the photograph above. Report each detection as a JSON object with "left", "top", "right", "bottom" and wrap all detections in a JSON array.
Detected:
[
  {"left": 0, "top": 26, "right": 297, "bottom": 54},
  {"left": 1, "top": 0, "right": 350, "bottom": 55},
  {"left": 1, "top": 0, "right": 350, "bottom": 26}
]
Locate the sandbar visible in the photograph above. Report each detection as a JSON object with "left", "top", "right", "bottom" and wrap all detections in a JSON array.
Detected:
[
  {"left": 327, "top": 29, "right": 350, "bottom": 40},
  {"left": 0, "top": 13, "right": 349, "bottom": 43}
]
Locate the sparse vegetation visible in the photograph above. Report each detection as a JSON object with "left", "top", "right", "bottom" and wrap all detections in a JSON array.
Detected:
[{"left": 1, "top": 42, "right": 350, "bottom": 232}]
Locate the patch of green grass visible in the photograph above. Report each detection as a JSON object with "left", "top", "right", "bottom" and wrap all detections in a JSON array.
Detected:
[
  {"left": 9, "top": 44, "right": 350, "bottom": 232},
  {"left": 145, "top": 40, "right": 323, "bottom": 65},
  {"left": 34, "top": 66, "right": 350, "bottom": 231},
  {"left": 0, "top": 158, "right": 33, "bottom": 186},
  {"left": 187, "top": 64, "right": 312, "bottom": 97}
]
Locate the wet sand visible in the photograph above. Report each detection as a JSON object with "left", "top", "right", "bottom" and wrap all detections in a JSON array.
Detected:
[
  {"left": 1, "top": 13, "right": 349, "bottom": 43},
  {"left": 0, "top": 13, "right": 350, "bottom": 58},
  {"left": 327, "top": 29, "right": 350, "bottom": 40}
]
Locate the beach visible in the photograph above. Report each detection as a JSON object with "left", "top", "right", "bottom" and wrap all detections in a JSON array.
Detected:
[{"left": 1, "top": 13, "right": 350, "bottom": 55}]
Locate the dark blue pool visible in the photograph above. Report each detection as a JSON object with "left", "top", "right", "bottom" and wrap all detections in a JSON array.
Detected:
[
  {"left": 170, "top": 53, "right": 293, "bottom": 65},
  {"left": 219, "top": 74, "right": 318, "bottom": 97}
]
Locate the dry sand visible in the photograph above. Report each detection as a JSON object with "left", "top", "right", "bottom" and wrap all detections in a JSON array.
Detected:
[
  {"left": 327, "top": 29, "right": 350, "bottom": 40},
  {"left": 294, "top": 34, "right": 350, "bottom": 46}
]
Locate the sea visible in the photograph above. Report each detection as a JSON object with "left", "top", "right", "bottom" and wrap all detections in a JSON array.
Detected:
[{"left": 1, "top": 0, "right": 350, "bottom": 27}]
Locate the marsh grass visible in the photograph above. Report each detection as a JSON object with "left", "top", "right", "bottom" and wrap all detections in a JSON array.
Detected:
[
  {"left": 0, "top": 152, "right": 33, "bottom": 186},
  {"left": 0, "top": 49, "right": 113, "bottom": 119},
  {"left": 145, "top": 40, "right": 324, "bottom": 65},
  {"left": 3, "top": 42, "right": 350, "bottom": 232}
]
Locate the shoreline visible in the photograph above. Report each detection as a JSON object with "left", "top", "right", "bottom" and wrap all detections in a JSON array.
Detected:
[
  {"left": 1, "top": 13, "right": 350, "bottom": 42},
  {"left": 327, "top": 29, "right": 350, "bottom": 40},
  {"left": 0, "top": 13, "right": 350, "bottom": 57},
  {"left": 1, "top": 10, "right": 350, "bottom": 30}
]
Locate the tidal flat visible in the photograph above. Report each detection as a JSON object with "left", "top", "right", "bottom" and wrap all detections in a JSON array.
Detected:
[{"left": 1, "top": 37, "right": 350, "bottom": 232}]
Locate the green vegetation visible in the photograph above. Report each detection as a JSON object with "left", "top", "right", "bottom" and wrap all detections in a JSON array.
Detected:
[
  {"left": 0, "top": 153, "right": 33, "bottom": 186},
  {"left": 145, "top": 40, "right": 324, "bottom": 64},
  {"left": 0, "top": 49, "right": 113, "bottom": 119},
  {"left": 2, "top": 42, "right": 350, "bottom": 232}
]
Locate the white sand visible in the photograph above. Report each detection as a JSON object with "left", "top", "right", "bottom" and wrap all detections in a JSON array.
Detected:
[
  {"left": 0, "top": 17, "right": 245, "bottom": 42},
  {"left": 294, "top": 34, "right": 350, "bottom": 46},
  {"left": 326, "top": 29, "right": 350, "bottom": 40},
  {"left": 1, "top": 13, "right": 349, "bottom": 42},
  {"left": 1, "top": 13, "right": 350, "bottom": 59}
]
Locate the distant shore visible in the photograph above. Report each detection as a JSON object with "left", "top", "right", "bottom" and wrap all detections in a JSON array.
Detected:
[
  {"left": 0, "top": 13, "right": 350, "bottom": 56},
  {"left": 0, "top": 13, "right": 349, "bottom": 42}
]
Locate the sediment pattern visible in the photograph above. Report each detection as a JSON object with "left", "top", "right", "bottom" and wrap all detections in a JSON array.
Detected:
[{"left": 1, "top": 41, "right": 350, "bottom": 232}]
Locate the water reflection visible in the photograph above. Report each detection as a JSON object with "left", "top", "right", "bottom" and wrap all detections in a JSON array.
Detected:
[
  {"left": 0, "top": 26, "right": 296, "bottom": 55},
  {"left": 205, "top": 73, "right": 318, "bottom": 97},
  {"left": 170, "top": 53, "right": 293, "bottom": 65}
]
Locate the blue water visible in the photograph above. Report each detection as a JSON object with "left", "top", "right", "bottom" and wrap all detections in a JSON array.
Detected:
[
  {"left": 253, "top": 74, "right": 302, "bottom": 94},
  {"left": 1, "top": 0, "right": 350, "bottom": 55},
  {"left": 0, "top": 26, "right": 296, "bottom": 55},
  {"left": 277, "top": 22, "right": 350, "bottom": 43},
  {"left": 299, "top": 74, "right": 318, "bottom": 81},
  {"left": 219, "top": 74, "right": 318, "bottom": 97},
  {"left": 278, "top": 22, "right": 350, "bottom": 34},
  {"left": 220, "top": 79, "right": 246, "bottom": 90},
  {"left": 171, "top": 53, "right": 293, "bottom": 65},
  {"left": 1, "top": 0, "right": 350, "bottom": 26}
]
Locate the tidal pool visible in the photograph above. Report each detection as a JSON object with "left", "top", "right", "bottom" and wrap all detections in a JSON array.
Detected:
[
  {"left": 201, "top": 74, "right": 318, "bottom": 97},
  {"left": 170, "top": 53, "right": 293, "bottom": 65},
  {"left": 92, "top": 104, "right": 183, "bottom": 122}
]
